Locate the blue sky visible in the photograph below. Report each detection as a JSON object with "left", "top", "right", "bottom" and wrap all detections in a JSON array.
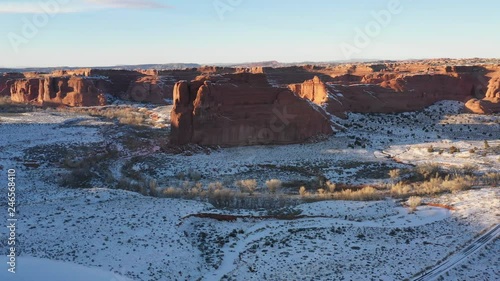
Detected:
[{"left": 1, "top": 0, "right": 499, "bottom": 67}]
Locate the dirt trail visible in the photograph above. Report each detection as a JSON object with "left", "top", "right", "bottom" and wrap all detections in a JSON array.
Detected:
[{"left": 412, "top": 224, "right": 500, "bottom": 281}]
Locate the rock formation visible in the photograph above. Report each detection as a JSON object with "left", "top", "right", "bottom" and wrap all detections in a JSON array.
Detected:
[
  {"left": 170, "top": 74, "right": 333, "bottom": 146},
  {"left": 4, "top": 59, "right": 500, "bottom": 118},
  {"left": 465, "top": 74, "right": 500, "bottom": 114},
  {"left": 290, "top": 71, "right": 493, "bottom": 117},
  {"left": 0, "top": 73, "right": 23, "bottom": 97},
  {"left": 288, "top": 76, "right": 329, "bottom": 105},
  {"left": 10, "top": 79, "right": 40, "bottom": 103},
  {"left": 11, "top": 76, "right": 107, "bottom": 106}
]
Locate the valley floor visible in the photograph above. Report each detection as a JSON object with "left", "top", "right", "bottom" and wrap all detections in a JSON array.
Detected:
[{"left": 0, "top": 101, "right": 498, "bottom": 281}]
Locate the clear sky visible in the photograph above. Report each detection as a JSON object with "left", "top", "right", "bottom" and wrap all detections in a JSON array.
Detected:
[{"left": 1, "top": 0, "right": 499, "bottom": 67}]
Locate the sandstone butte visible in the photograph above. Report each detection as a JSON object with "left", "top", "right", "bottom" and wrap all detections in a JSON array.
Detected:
[
  {"left": 2, "top": 60, "right": 500, "bottom": 146},
  {"left": 170, "top": 73, "right": 334, "bottom": 146}
]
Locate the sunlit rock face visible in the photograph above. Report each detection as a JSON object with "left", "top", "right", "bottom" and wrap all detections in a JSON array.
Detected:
[{"left": 170, "top": 73, "right": 333, "bottom": 146}]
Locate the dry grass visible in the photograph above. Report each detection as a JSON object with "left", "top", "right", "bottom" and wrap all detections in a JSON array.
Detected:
[
  {"left": 391, "top": 182, "right": 412, "bottom": 196},
  {"left": 162, "top": 187, "right": 183, "bottom": 198},
  {"left": 0, "top": 96, "right": 12, "bottom": 105},
  {"left": 149, "top": 179, "right": 158, "bottom": 197},
  {"left": 235, "top": 179, "right": 257, "bottom": 195},
  {"left": 326, "top": 181, "right": 337, "bottom": 193},
  {"left": 482, "top": 172, "right": 500, "bottom": 186},
  {"left": 415, "top": 163, "right": 442, "bottom": 181},
  {"left": 391, "top": 175, "right": 475, "bottom": 197},
  {"left": 0, "top": 96, "right": 35, "bottom": 113},
  {"left": 265, "top": 179, "right": 282, "bottom": 194},
  {"left": 388, "top": 169, "right": 401, "bottom": 181},
  {"left": 70, "top": 106, "right": 148, "bottom": 126},
  {"left": 299, "top": 186, "right": 308, "bottom": 197},
  {"left": 407, "top": 196, "right": 422, "bottom": 213},
  {"left": 330, "top": 186, "right": 380, "bottom": 201},
  {"left": 449, "top": 164, "right": 478, "bottom": 176}
]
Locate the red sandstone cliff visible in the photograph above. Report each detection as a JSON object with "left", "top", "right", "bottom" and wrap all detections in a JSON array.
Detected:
[
  {"left": 0, "top": 73, "right": 23, "bottom": 97},
  {"left": 4, "top": 60, "right": 500, "bottom": 115},
  {"left": 290, "top": 72, "right": 493, "bottom": 117},
  {"left": 11, "top": 77, "right": 106, "bottom": 106},
  {"left": 170, "top": 74, "right": 333, "bottom": 146},
  {"left": 465, "top": 73, "right": 500, "bottom": 114}
]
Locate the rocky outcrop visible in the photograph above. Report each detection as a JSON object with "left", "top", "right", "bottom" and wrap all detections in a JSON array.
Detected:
[
  {"left": 10, "top": 79, "right": 40, "bottom": 103},
  {"left": 289, "top": 76, "right": 329, "bottom": 105},
  {"left": 11, "top": 77, "right": 106, "bottom": 106},
  {"left": 290, "top": 73, "right": 490, "bottom": 117},
  {"left": 124, "top": 76, "right": 173, "bottom": 104},
  {"left": 5, "top": 60, "right": 500, "bottom": 116},
  {"left": 39, "top": 77, "right": 107, "bottom": 106},
  {"left": 170, "top": 74, "right": 333, "bottom": 146},
  {"left": 0, "top": 73, "right": 23, "bottom": 97},
  {"left": 465, "top": 74, "right": 500, "bottom": 113},
  {"left": 485, "top": 76, "right": 500, "bottom": 99},
  {"left": 465, "top": 98, "right": 500, "bottom": 114}
]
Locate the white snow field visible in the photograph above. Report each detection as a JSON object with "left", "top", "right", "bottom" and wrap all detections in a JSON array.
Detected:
[
  {"left": 0, "top": 101, "right": 498, "bottom": 280},
  {"left": 0, "top": 256, "right": 133, "bottom": 281}
]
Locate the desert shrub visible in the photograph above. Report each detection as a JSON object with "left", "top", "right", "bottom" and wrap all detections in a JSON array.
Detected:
[
  {"left": 326, "top": 181, "right": 337, "bottom": 193},
  {"left": 427, "top": 146, "right": 435, "bottom": 153},
  {"left": 62, "top": 154, "right": 84, "bottom": 169},
  {"left": 75, "top": 107, "right": 148, "bottom": 126},
  {"left": 187, "top": 169, "right": 202, "bottom": 181},
  {"left": 175, "top": 172, "right": 186, "bottom": 180},
  {"left": 449, "top": 164, "right": 478, "bottom": 177},
  {"left": 235, "top": 179, "right": 257, "bottom": 195},
  {"left": 414, "top": 175, "right": 474, "bottom": 195},
  {"left": 331, "top": 186, "right": 380, "bottom": 201},
  {"left": 418, "top": 177, "right": 443, "bottom": 194},
  {"left": 449, "top": 146, "right": 460, "bottom": 154},
  {"left": 208, "top": 188, "right": 235, "bottom": 208},
  {"left": 483, "top": 172, "right": 500, "bottom": 186},
  {"left": 391, "top": 182, "right": 412, "bottom": 196},
  {"left": 484, "top": 140, "right": 490, "bottom": 149},
  {"left": 61, "top": 168, "right": 93, "bottom": 189},
  {"left": 388, "top": 169, "right": 401, "bottom": 181},
  {"left": 186, "top": 183, "right": 203, "bottom": 199},
  {"left": 469, "top": 148, "right": 476, "bottom": 154},
  {"left": 181, "top": 181, "right": 194, "bottom": 190},
  {"left": 299, "top": 186, "right": 308, "bottom": 197},
  {"left": 208, "top": 181, "right": 224, "bottom": 193},
  {"left": 441, "top": 176, "right": 473, "bottom": 193},
  {"left": 265, "top": 179, "right": 282, "bottom": 194},
  {"left": 119, "top": 114, "right": 145, "bottom": 125},
  {"left": 317, "top": 188, "right": 326, "bottom": 196},
  {"left": 407, "top": 196, "right": 422, "bottom": 213},
  {"left": 149, "top": 179, "right": 158, "bottom": 197},
  {"left": 415, "top": 163, "right": 442, "bottom": 181},
  {"left": 162, "top": 187, "right": 183, "bottom": 198},
  {"left": 117, "top": 178, "right": 146, "bottom": 195}
]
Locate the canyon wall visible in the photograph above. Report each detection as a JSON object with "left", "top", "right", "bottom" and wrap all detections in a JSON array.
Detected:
[
  {"left": 9, "top": 62, "right": 497, "bottom": 111},
  {"left": 289, "top": 68, "right": 496, "bottom": 117},
  {"left": 170, "top": 74, "right": 333, "bottom": 146},
  {"left": 11, "top": 77, "right": 107, "bottom": 106}
]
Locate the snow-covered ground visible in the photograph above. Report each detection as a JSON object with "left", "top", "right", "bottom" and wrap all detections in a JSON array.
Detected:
[
  {"left": 0, "top": 101, "right": 498, "bottom": 280},
  {"left": 150, "top": 101, "right": 499, "bottom": 188},
  {"left": 0, "top": 256, "right": 133, "bottom": 281}
]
